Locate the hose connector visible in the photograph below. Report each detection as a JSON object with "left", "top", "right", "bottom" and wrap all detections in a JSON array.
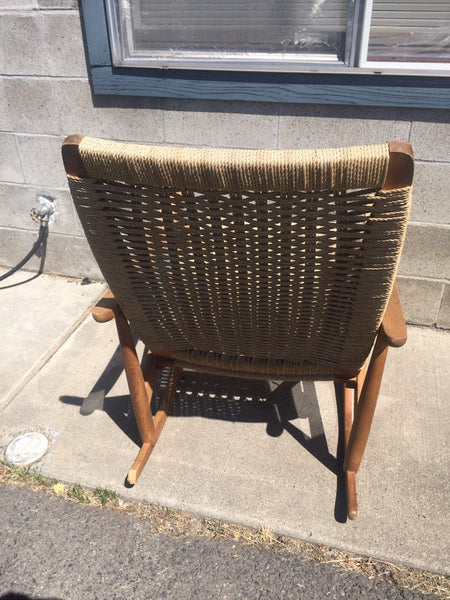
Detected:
[{"left": 30, "top": 195, "right": 56, "bottom": 226}]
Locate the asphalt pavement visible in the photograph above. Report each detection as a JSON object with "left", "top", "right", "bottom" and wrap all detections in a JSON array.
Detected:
[{"left": 0, "top": 485, "right": 435, "bottom": 600}]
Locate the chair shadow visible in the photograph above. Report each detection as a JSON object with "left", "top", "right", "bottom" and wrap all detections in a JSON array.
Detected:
[
  {"left": 59, "top": 347, "right": 348, "bottom": 522},
  {"left": 0, "top": 595, "right": 62, "bottom": 600}
]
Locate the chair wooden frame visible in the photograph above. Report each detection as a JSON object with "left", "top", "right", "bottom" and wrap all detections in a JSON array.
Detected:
[{"left": 63, "top": 136, "right": 413, "bottom": 519}]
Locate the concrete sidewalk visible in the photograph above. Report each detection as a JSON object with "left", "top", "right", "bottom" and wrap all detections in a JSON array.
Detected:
[{"left": 0, "top": 271, "right": 449, "bottom": 575}]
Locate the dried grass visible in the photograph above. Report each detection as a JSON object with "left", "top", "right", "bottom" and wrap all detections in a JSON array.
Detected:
[{"left": 1, "top": 462, "right": 448, "bottom": 599}]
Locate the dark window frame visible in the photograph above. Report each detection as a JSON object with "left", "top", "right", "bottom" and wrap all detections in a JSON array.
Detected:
[{"left": 80, "top": 0, "right": 450, "bottom": 109}]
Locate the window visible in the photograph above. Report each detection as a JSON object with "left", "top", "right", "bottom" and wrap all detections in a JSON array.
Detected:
[
  {"left": 360, "top": 0, "right": 450, "bottom": 73},
  {"left": 106, "top": 0, "right": 450, "bottom": 75},
  {"left": 80, "top": 0, "right": 450, "bottom": 108}
]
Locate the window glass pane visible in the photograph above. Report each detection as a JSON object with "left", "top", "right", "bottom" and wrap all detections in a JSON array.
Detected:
[
  {"left": 130, "top": 0, "right": 348, "bottom": 59},
  {"left": 367, "top": 0, "right": 450, "bottom": 63}
]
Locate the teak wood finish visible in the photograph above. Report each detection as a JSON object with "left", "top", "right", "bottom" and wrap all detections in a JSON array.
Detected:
[{"left": 62, "top": 136, "right": 413, "bottom": 519}]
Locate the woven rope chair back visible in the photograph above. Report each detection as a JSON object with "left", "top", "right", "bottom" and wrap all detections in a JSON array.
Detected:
[{"left": 68, "top": 137, "right": 412, "bottom": 379}]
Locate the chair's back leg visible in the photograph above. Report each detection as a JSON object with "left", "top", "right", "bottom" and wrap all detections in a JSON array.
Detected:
[
  {"left": 153, "top": 366, "right": 183, "bottom": 439},
  {"left": 142, "top": 351, "right": 159, "bottom": 406},
  {"left": 344, "top": 332, "right": 389, "bottom": 474},
  {"left": 343, "top": 379, "right": 358, "bottom": 519},
  {"left": 127, "top": 364, "right": 182, "bottom": 485},
  {"left": 340, "top": 333, "right": 388, "bottom": 519},
  {"left": 356, "top": 364, "right": 367, "bottom": 403}
]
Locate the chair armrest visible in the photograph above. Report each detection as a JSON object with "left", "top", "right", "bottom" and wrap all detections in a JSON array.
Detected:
[
  {"left": 92, "top": 290, "right": 122, "bottom": 323},
  {"left": 380, "top": 281, "right": 407, "bottom": 347}
]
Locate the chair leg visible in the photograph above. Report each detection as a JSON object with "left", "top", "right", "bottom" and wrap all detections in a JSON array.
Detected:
[
  {"left": 128, "top": 364, "right": 182, "bottom": 484},
  {"left": 356, "top": 364, "right": 367, "bottom": 404},
  {"left": 342, "top": 332, "right": 389, "bottom": 519},
  {"left": 115, "top": 312, "right": 157, "bottom": 447},
  {"left": 343, "top": 379, "right": 358, "bottom": 519},
  {"left": 114, "top": 311, "right": 182, "bottom": 485}
]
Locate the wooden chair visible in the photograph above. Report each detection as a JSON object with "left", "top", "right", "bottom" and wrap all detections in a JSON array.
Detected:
[{"left": 62, "top": 135, "right": 413, "bottom": 519}]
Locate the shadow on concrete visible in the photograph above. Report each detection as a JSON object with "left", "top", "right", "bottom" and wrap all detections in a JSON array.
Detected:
[
  {"left": 61, "top": 392, "right": 141, "bottom": 448},
  {"left": 333, "top": 381, "right": 349, "bottom": 523},
  {"left": 59, "top": 352, "right": 348, "bottom": 522},
  {"left": 0, "top": 594, "right": 62, "bottom": 600},
  {"left": 77, "top": 344, "right": 125, "bottom": 417}
]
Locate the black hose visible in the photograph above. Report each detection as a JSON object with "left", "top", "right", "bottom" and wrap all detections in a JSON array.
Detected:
[{"left": 0, "top": 224, "right": 49, "bottom": 283}]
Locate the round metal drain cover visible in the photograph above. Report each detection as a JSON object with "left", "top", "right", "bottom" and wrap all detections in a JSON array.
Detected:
[{"left": 5, "top": 432, "right": 49, "bottom": 466}]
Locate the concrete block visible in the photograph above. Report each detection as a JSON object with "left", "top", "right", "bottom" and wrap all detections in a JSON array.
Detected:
[
  {"left": 410, "top": 119, "right": 450, "bottom": 162},
  {"left": 0, "top": 12, "right": 86, "bottom": 77},
  {"left": 16, "top": 134, "right": 68, "bottom": 188},
  {"left": 0, "top": 225, "right": 44, "bottom": 273},
  {"left": 397, "top": 276, "right": 444, "bottom": 327},
  {"left": 399, "top": 222, "right": 450, "bottom": 280},
  {"left": 58, "top": 80, "right": 165, "bottom": 143},
  {"left": 39, "top": 11, "right": 86, "bottom": 77},
  {"left": 411, "top": 161, "right": 450, "bottom": 224},
  {"left": 0, "top": 77, "right": 62, "bottom": 135},
  {"left": 164, "top": 99, "right": 279, "bottom": 148},
  {"left": 38, "top": 0, "right": 77, "bottom": 7},
  {"left": 0, "top": 226, "right": 102, "bottom": 280},
  {"left": 0, "top": 134, "right": 24, "bottom": 183},
  {"left": 437, "top": 284, "right": 450, "bottom": 330},
  {"left": 278, "top": 104, "right": 411, "bottom": 148},
  {"left": 0, "top": 183, "right": 83, "bottom": 237},
  {"left": 1, "top": 1, "right": 37, "bottom": 7},
  {"left": 45, "top": 232, "right": 103, "bottom": 280}
]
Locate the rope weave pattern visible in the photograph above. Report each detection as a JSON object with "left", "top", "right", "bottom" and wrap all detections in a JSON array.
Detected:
[
  {"left": 79, "top": 137, "right": 389, "bottom": 193},
  {"left": 69, "top": 137, "right": 411, "bottom": 378}
]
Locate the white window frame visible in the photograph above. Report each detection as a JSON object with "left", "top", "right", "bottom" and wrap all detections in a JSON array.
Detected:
[
  {"left": 105, "top": 0, "right": 450, "bottom": 76},
  {"left": 359, "top": 0, "right": 450, "bottom": 75}
]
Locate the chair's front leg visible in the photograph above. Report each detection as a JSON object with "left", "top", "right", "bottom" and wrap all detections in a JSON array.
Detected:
[
  {"left": 92, "top": 291, "right": 179, "bottom": 485},
  {"left": 113, "top": 311, "right": 164, "bottom": 485},
  {"left": 115, "top": 311, "right": 157, "bottom": 448},
  {"left": 113, "top": 312, "right": 163, "bottom": 485},
  {"left": 93, "top": 290, "right": 157, "bottom": 446},
  {"left": 344, "top": 333, "right": 388, "bottom": 475}
]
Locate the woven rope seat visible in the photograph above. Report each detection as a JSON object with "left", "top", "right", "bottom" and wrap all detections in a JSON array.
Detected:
[{"left": 68, "top": 137, "right": 411, "bottom": 379}]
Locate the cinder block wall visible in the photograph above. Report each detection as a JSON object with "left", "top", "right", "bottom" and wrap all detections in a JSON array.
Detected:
[{"left": 1, "top": 2, "right": 449, "bottom": 328}]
